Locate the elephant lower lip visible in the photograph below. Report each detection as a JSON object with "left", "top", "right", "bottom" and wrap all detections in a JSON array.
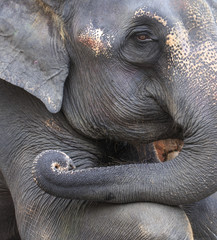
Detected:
[{"left": 153, "top": 139, "right": 184, "bottom": 162}]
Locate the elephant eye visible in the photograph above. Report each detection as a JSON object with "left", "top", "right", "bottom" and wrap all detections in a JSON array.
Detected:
[
  {"left": 135, "top": 33, "right": 153, "bottom": 42},
  {"left": 121, "top": 27, "right": 160, "bottom": 66}
]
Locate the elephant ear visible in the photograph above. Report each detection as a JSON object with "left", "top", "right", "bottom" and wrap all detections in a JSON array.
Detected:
[
  {"left": 0, "top": 0, "right": 69, "bottom": 113},
  {"left": 38, "top": 0, "right": 63, "bottom": 9}
]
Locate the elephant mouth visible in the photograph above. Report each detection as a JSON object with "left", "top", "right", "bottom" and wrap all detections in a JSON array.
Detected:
[
  {"left": 134, "top": 139, "right": 184, "bottom": 163},
  {"left": 100, "top": 138, "right": 184, "bottom": 166},
  {"left": 153, "top": 139, "right": 184, "bottom": 162}
]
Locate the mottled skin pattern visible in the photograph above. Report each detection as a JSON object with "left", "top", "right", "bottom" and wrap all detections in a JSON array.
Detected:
[{"left": 0, "top": 0, "right": 216, "bottom": 239}]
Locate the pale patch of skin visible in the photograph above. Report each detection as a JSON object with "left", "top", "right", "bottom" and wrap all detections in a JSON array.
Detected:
[
  {"left": 44, "top": 119, "right": 61, "bottom": 132},
  {"left": 153, "top": 139, "right": 184, "bottom": 162},
  {"left": 51, "top": 162, "right": 70, "bottom": 172},
  {"left": 78, "top": 23, "right": 114, "bottom": 57},
  {"left": 165, "top": 1, "right": 217, "bottom": 103},
  {"left": 166, "top": 22, "right": 191, "bottom": 71},
  {"left": 134, "top": 8, "right": 168, "bottom": 27}
]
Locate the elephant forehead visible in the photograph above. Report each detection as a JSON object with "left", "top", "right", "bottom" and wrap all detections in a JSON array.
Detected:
[
  {"left": 75, "top": 0, "right": 171, "bottom": 54},
  {"left": 133, "top": 7, "right": 168, "bottom": 26}
]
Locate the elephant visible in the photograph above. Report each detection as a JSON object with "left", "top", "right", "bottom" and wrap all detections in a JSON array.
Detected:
[{"left": 0, "top": 0, "right": 216, "bottom": 239}]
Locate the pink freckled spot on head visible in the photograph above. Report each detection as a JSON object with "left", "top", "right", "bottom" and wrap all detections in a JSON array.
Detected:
[
  {"left": 78, "top": 23, "right": 114, "bottom": 57},
  {"left": 134, "top": 8, "right": 167, "bottom": 26}
]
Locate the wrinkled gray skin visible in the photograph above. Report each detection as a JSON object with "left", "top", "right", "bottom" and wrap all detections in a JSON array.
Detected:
[
  {"left": 183, "top": 192, "right": 217, "bottom": 239},
  {"left": 0, "top": 83, "right": 195, "bottom": 239},
  {"left": 0, "top": 0, "right": 217, "bottom": 239}
]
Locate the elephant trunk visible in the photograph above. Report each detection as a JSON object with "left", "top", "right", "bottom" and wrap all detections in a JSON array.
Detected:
[{"left": 33, "top": 111, "right": 217, "bottom": 205}]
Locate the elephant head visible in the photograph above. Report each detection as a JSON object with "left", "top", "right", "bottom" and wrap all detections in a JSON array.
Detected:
[{"left": 0, "top": 0, "right": 216, "bottom": 205}]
